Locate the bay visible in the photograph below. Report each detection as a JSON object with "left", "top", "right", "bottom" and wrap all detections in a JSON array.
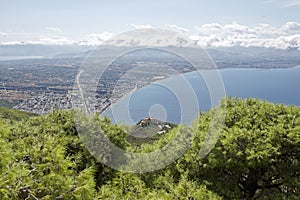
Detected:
[{"left": 104, "top": 66, "right": 300, "bottom": 125}]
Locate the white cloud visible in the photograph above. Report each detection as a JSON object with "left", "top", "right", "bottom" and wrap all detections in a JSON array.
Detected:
[
  {"left": 283, "top": 0, "right": 300, "bottom": 7},
  {"left": 261, "top": 0, "right": 278, "bottom": 4},
  {"left": 79, "top": 32, "right": 115, "bottom": 45},
  {"left": 38, "top": 35, "right": 75, "bottom": 45},
  {"left": 282, "top": 21, "right": 300, "bottom": 32},
  {"left": 165, "top": 24, "right": 189, "bottom": 33},
  {"left": 1, "top": 35, "right": 75, "bottom": 45},
  {"left": 0, "top": 32, "right": 116, "bottom": 46},
  {"left": 1, "top": 23, "right": 300, "bottom": 50},
  {"left": 102, "top": 29, "right": 194, "bottom": 47},
  {"left": 261, "top": 0, "right": 300, "bottom": 8},
  {"left": 45, "top": 27, "right": 62, "bottom": 32},
  {"left": 0, "top": 32, "right": 7, "bottom": 37},
  {"left": 191, "top": 21, "right": 300, "bottom": 50},
  {"left": 130, "top": 24, "right": 155, "bottom": 29},
  {"left": 1, "top": 41, "right": 26, "bottom": 45}
]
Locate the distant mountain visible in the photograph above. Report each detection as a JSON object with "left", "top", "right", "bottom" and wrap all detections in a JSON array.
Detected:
[
  {"left": 52, "top": 50, "right": 93, "bottom": 58},
  {"left": 206, "top": 47, "right": 300, "bottom": 68},
  {"left": 0, "top": 44, "right": 91, "bottom": 57},
  {"left": 207, "top": 46, "right": 300, "bottom": 60},
  {"left": 0, "top": 44, "right": 299, "bottom": 68}
]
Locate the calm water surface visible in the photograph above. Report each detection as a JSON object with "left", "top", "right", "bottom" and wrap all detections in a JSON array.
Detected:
[{"left": 105, "top": 66, "right": 300, "bottom": 125}]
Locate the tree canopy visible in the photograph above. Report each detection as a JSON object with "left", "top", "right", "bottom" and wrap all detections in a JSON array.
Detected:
[{"left": 0, "top": 98, "right": 299, "bottom": 199}]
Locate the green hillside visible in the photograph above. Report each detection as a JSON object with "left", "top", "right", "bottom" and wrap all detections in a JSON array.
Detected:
[
  {"left": 0, "top": 100, "right": 16, "bottom": 108},
  {"left": 0, "top": 98, "right": 299, "bottom": 199},
  {"left": 0, "top": 107, "right": 37, "bottom": 121}
]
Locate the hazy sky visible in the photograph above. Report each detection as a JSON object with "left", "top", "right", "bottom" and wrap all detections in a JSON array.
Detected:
[{"left": 0, "top": 0, "right": 300, "bottom": 48}]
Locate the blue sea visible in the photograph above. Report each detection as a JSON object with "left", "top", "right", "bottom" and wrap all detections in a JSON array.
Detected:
[{"left": 104, "top": 66, "right": 300, "bottom": 125}]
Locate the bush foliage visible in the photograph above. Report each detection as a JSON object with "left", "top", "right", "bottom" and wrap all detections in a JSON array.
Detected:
[{"left": 0, "top": 98, "right": 299, "bottom": 199}]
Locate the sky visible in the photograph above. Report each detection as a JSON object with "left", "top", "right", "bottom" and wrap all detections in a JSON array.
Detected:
[{"left": 0, "top": 0, "right": 300, "bottom": 49}]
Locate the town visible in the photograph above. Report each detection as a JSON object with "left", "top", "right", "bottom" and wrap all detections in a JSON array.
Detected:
[{"left": 1, "top": 47, "right": 300, "bottom": 115}]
